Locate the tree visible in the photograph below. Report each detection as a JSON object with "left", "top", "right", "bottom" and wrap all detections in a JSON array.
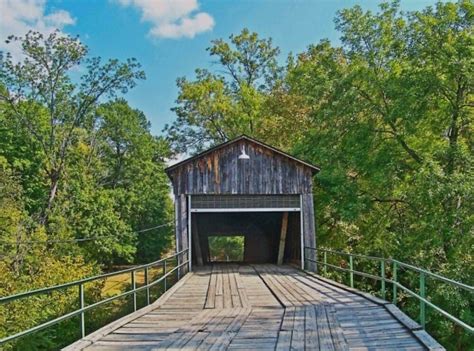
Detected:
[
  {"left": 0, "top": 31, "right": 145, "bottom": 223},
  {"left": 0, "top": 28, "right": 175, "bottom": 351},
  {"left": 95, "top": 100, "right": 173, "bottom": 263},
  {"left": 164, "top": 28, "right": 282, "bottom": 154},
  {"left": 0, "top": 160, "right": 97, "bottom": 351},
  {"left": 287, "top": 2, "right": 472, "bottom": 348}
]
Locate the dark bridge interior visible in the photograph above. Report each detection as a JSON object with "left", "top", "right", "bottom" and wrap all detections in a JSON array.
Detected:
[{"left": 191, "top": 212, "right": 301, "bottom": 265}]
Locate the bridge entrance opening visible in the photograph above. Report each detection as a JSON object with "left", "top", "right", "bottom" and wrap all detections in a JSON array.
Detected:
[{"left": 189, "top": 211, "right": 302, "bottom": 266}]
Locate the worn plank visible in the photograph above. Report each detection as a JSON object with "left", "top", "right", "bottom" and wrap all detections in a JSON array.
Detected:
[
  {"left": 413, "top": 330, "right": 446, "bottom": 351},
  {"left": 385, "top": 303, "right": 423, "bottom": 331}
]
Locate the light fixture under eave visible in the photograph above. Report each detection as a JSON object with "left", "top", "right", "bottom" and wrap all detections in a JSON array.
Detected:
[{"left": 238, "top": 146, "right": 250, "bottom": 160}]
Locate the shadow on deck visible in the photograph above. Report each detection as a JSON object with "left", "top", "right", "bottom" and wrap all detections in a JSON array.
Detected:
[{"left": 64, "top": 264, "right": 443, "bottom": 351}]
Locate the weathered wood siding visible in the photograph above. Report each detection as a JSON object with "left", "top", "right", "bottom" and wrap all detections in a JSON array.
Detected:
[
  {"left": 302, "top": 193, "right": 317, "bottom": 270},
  {"left": 168, "top": 139, "right": 313, "bottom": 196},
  {"left": 175, "top": 194, "right": 189, "bottom": 272}
]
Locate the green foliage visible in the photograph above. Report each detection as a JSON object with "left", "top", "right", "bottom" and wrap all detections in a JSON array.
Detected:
[
  {"left": 209, "top": 236, "right": 245, "bottom": 261},
  {"left": 164, "top": 28, "right": 282, "bottom": 154},
  {"left": 95, "top": 99, "right": 173, "bottom": 263},
  {"left": 0, "top": 30, "right": 145, "bottom": 223},
  {"left": 0, "top": 32, "right": 173, "bottom": 349},
  {"left": 0, "top": 163, "right": 99, "bottom": 350}
]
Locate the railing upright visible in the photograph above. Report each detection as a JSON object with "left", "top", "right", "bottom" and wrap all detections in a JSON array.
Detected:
[
  {"left": 392, "top": 260, "right": 398, "bottom": 305},
  {"left": 163, "top": 260, "right": 167, "bottom": 292},
  {"left": 323, "top": 251, "right": 327, "bottom": 276},
  {"left": 420, "top": 272, "right": 426, "bottom": 328},
  {"left": 349, "top": 254, "right": 354, "bottom": 288},
  {"left": 380, "top": 260, "right": 386, "bottom": 300},
  {"left": 145, "top": 267, "right": 150, "bottom": 306},
  {"left": 177, "top": 255, "right": 181, "bottom": 280},
  {"left": 79, "top": 283, "right": 85, "bottom": 338},
  {"left": 131, "top": 271, "right": 137, "bottom": 312}
]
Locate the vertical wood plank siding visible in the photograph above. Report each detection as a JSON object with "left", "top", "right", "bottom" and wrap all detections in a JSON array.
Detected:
[
  {"left": 168, "top": 140, "right": 313, "bottom": 195},
  {"left": 302, "top": 193, "right": 317, "bottom": 270},
  {"left": 175, "top": 194, "right": 189, "bottom": 273}
]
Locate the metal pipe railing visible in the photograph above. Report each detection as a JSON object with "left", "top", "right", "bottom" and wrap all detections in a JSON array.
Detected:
[
  {"left": 0, "top": 249, "right": 189, "bottom": 346},
  {"left": 304, "top": 246, "right": 473, "bottom": 334}
]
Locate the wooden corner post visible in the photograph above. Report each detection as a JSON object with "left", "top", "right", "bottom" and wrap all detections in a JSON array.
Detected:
[{"left": 277, "top": 212, "right": 289, "bottom": 265}]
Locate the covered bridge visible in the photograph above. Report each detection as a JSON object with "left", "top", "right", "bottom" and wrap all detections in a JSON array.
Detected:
[
  {"left": 63, "top": 136, "right": 442, "bottom": 349},
  {"left": 165, "top": 135, "right": 319, "bottom": 270}
]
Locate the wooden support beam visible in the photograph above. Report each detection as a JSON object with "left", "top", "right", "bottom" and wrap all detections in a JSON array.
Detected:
[
  {"left": 192, "top": 216, "right": 204, "bottom": 266},
  {"left": 277, "top": 212, "right": 289, "bottom": 265}
]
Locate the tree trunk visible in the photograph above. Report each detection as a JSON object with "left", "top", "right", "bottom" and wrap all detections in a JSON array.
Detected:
[
  {"left": 40, "top": 171, "right": 60, "bottom": 225},
  {"left": 446, "top": 107, "right": 459, "bottom": 175}
]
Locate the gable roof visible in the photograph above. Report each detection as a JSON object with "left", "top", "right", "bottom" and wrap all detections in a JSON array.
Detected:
[{"left": 165, "top": 135, "right": 320, "bottom": 174}]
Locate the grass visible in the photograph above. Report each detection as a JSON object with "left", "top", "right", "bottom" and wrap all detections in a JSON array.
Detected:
[{"left": 101, "top": 263, "right": 178, "bottom": 297}]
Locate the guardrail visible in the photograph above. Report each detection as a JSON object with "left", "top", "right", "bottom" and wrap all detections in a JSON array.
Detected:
[
  {"left": 304, "top": 247, "right": 473, "bottom": 333},
  {"left": 0, "top": 249, "right": 189, "bottom": 346}
]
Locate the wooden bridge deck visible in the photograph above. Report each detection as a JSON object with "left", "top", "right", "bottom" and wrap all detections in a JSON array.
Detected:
[{"left": 65, "top": 264, "right": 443, "bottom": 351}]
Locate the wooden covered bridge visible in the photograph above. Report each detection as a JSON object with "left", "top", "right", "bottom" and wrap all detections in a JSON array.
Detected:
[
  {"left": 65, "top": 136, "right": 444, "bottom": 350},
  {"left": 3, "top": 136, "right": 465, "bottom": 350}
]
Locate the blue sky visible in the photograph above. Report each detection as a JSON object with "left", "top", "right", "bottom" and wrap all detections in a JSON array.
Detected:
[{"left": 1, "top": 0, "right": 441, "bottom": 135}]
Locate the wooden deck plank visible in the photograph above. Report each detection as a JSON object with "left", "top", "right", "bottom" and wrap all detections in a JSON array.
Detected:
[
  {"left": 275, "top": 330, "right": 292, "bottom": 351},
  {"left": 316, "top": 305, "right": 336, "bottom": 351},
  {"left": 290, "top": 307, "right": 305, "bottom": 350}
]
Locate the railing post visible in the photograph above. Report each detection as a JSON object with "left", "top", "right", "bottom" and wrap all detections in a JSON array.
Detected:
[
  {"left": 188, "top": 249, "right": 191, "bottom": 274},
  {"left": 177, "top": 254, "right": 181, "bottom": 280},
  {"left": 381, "top": 260, "right": 386, "bottom": 300},
  {"left": 187, "top": 249, "right": 190, "bottom": 274},
  {"left": 131, "top": 270, "right": 137, "bottom": 312},
  {"left": 420, "top": 272, "right": 426, "bottom": 328},
  {"left": 323, "top": 251, "right": 327, "bottom": 276},
  {"left": 145, "top": 267, "right": 150, "bottom": 306},
  {"left": 79, "top": 283, "right": 85, "bottom": 338},
  {"left": 349, "top": 255, "right": 354, "bottom": 288},
  {"left": 164, "top": 260, "right": 167, "bottom": 292},
  {"left": 392, "top": 261, "right": 398, "bottom": 305}
]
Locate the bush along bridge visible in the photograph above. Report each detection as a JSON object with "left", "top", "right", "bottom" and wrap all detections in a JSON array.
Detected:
[{"left": 1, "top": 136, "right": 472, "bottom": 350}]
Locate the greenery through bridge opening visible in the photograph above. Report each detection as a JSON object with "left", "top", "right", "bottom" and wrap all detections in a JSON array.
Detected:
[{"left": 208, "top": 236, "right": 245, "bottom": 262}]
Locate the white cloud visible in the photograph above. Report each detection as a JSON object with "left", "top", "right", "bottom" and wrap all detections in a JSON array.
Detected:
[
  {"left": 116, "top": 0, "right": 214, "bottom": 39},
  {"left": 0, "top": 0, "right": 75, "bottom": 59}
]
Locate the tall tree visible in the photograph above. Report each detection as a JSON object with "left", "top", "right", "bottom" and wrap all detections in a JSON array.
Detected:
[
  {"left": 287, "top": 2, "right": 472, "bottom": 348},
  {"left": 0, "top": 31, "right": 145, "bottom": 223},
  {"left": 164, "top": 28, "right": 282, "bottom": 153},
  {"left": 96, "top": 99, "right": 173, "bottom": 263}
]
